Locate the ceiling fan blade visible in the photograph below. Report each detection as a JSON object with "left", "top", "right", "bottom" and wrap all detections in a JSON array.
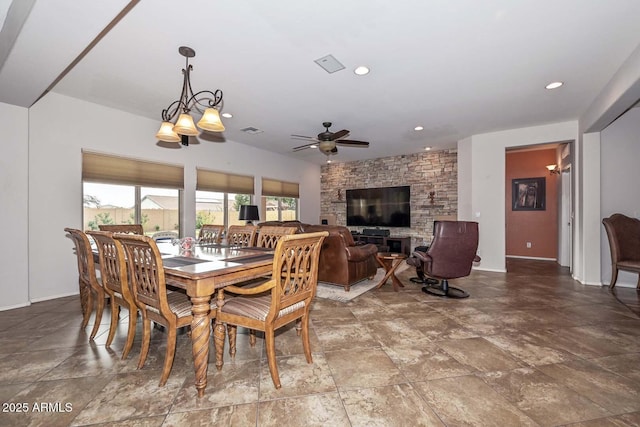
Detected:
[
  {"left": 328, "top": 129, "right": 350, "bottom": 140},
  {"left": 292, "top": 143, "right": 317, "bottom": 151},
  {"left": 336, "top": 139, "right": 370, "bottom": 147}
]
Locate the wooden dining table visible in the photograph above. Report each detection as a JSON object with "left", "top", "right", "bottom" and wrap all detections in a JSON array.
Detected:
[{"left": 155, "top": 242, "right": 274, "bottom": 397}]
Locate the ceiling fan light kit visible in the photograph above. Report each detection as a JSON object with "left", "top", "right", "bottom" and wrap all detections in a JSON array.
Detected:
[
  {"left": 319, "top": 140, "right": 335, "bottom": 153},
  {"left": 291, "top": 121, "right": 370, "bottom": 158},
  {"left": 156, "top": 46, "right": 226, "bottom": 146}
]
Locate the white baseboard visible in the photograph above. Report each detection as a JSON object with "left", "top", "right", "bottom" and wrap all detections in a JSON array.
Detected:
[
  {"left": 0, "top": 301, "right": 31, "bottom": 312},
  {"left": 506, "top": 255, "right": 557, "bottom": 261},
  {"left": 472, "top": 267, "right": 507, "bottom": 273},
  {"left": 29, "top": 291, "right": 79, "bottom": 303},
  {"left": 581, "top": 281, "right": 604, "bottom": 287},
  {"left": 602, "top": 281, "right": 636, "bottom": 288}
]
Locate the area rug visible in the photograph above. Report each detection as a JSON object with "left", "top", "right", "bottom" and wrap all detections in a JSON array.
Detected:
[{"left": 316, "top": 263, "right": 409, "bottom": 302}]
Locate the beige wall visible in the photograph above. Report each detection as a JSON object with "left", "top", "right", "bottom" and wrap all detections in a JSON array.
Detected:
[{"left": 0, "top": 102, "right": 29, "bottom": 309}]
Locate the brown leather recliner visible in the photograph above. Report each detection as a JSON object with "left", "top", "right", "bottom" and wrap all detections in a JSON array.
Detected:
[
  {"left": 602, "top": 213, "right": 640, "bottom": 289},
  {"left": 406, "top": 221, "right": 480, "bottom": 298},
  {"left": 256, "top": 221, "right": 378, "bottom": 291}
]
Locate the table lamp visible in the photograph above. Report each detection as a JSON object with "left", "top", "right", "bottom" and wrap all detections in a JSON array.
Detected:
[{"left": 238, "top": 205, "right": 259, "bottom": 225}]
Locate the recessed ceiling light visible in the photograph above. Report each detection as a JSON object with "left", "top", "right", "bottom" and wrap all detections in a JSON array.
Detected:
[
  {"left": 545, "top": 81, "right": 563, "bottom": 90},
  {"left": 414, "top": 126, "right": 424, "bottom": 131},
  {"left": 354, "top": 66, "right": 370, "bottom": 76},
  {"left": 221, "top": 112, "right": 233, "bottom": 118},
  {"left": 309, "top": 144, "right": 317, "bottom": 149},
  {"left": 424, "top": 146, "right": 431, "bottom": 151},
  {"left": 326, "top": 159, "right": 332, "bottom": 164}
]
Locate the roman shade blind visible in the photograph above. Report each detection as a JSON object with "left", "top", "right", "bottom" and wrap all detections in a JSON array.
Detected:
[
  {"left": 196, "top": 168, "right": 255, "bottom": 194},
  {"left": 261, "top": 178, "right": 299, "bottom": 198},
  {"left": 82, "top": 151, "right": 184, "bottom": 189}
]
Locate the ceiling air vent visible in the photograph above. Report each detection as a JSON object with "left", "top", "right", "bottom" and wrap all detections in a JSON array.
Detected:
[
  {"left": 240, "top": 127, "right": 263, "bottom": 135},
  {"left": 314, "top": 54, "right": 345, "bottom": 74}
]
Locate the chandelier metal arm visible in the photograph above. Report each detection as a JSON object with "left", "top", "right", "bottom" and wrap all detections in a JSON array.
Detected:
[
  {"left": 160, "top": 68, "right": 223, "bottom": 121},
  {"left": 188, "top": 89, "right": 224, "bottom": 110},
  {"left": 160, "top": 99, "right": 188, "bottom": 122}
]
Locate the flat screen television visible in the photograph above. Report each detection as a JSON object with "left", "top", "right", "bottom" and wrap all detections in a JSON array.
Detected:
[{"left": 346, "top": 186, "right": 411, "bottom": 227}]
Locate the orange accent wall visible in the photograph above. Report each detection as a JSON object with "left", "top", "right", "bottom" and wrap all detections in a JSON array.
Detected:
[{"left": 505, "top": 150, "right": 558, "bottom": 259}]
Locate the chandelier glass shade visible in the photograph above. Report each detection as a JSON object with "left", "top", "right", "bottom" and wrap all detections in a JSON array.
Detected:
[
  {"left": 155, "top": 121, "right": 180, "bottom": 142},
  {"left": 156, "top": 46, "right": 225, "bottom": 146}
]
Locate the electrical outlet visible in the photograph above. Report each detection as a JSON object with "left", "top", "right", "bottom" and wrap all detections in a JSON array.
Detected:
[{"left": 526, "top": 242, "right": 532, "bottom": 248}]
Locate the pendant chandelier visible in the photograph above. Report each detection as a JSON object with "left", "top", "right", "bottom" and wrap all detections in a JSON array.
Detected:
[{"left": 155, "top": 46, "right": 225, "bottom": 146}]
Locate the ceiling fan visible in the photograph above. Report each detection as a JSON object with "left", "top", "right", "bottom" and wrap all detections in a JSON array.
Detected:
[{"left": 292, "top": 122, "right": 370, "bottom": 155}]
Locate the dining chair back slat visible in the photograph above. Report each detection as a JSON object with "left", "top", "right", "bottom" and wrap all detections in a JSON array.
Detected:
[
  {"left": 98, "top": 224, "right": 144, "bottom": 235},
  {"left": 255, "top": 226, "right": 298, "bottom": 249},
  {"left": 226, "top": 225, "right": 257, "bottom": 247},
  {"left": 199, "top": 224, "right": 225, "bottom": 244}
]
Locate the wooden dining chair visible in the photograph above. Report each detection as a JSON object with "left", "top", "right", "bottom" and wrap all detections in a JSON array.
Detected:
[
  {"left": 64, "top": 228, "right": 106, "bottom": 340},
  {"left": 255, "top": 226, "right": 298, "bottom": 249},
  {"left": 214, "top": 231, "right": 328, "bottom": 389},
  {"left": 98, "top": 224, "right": 144, "bottom": 235},
  {"left": 113, "top": 233, "right": 215, "bottom": 386},
  {"left": 198, "top": 224, "right": 225, "bottom": 244},
  {"left": 226, "top": 225, "right": 257, "bottom": 247},
  {"left": 87, "top": 230, "right": 138, "bottom": 359}
]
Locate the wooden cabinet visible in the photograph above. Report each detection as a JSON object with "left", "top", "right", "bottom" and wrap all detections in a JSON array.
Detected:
[{"left": 353, "top": 235, "right": 411, "bottom": 256}]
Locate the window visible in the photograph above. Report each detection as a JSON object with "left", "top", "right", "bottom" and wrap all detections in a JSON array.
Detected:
[
  {"left": 83, "top": 184, "right": 180, "bottom": 236},
  {"left": 83, "top": 183, "right": 134, "bottom": 231},
  {"left": 263, "top": 196, "right": 298, "bottom": 221},
  {"left": 82, "top": 151, "right": 184, "bottom": 236},
  {"left": 196, "top": 168, "right": 254, "bottom": 236},
  {"left": 261, "top": 178, "right": 299, "bottom": 222},
  {"left": 195, "top": 191, "right": 252, "bottom": 236}
]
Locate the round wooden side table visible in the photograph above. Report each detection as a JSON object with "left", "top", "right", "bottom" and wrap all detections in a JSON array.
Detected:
[{"left": 375, "top": 252, "right": 408, "bottom": 291}]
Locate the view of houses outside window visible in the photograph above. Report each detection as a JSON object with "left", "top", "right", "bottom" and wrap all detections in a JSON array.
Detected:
[
  {"left": 83, "top": 183, "right": 298, "bottom": 237},
  {"left": 83, "top": 183, "right": 180, "bottom": 236},
  {"left": 262, "top": 196, "right": 298, "bottom": 221},
  {"left": 195, "top": 191, "right": 252, "bottom": 236}
]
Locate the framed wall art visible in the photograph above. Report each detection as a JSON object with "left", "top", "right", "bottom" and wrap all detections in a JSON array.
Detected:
[{"left": 512, "top": 177, "right": 546, "bottom": 211}]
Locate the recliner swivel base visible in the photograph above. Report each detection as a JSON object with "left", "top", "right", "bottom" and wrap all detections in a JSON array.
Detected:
[
  {"left": 416, "top": 277, "right": 469, "bottom": 299},
  {"left": 421, "top": 283, "right": 469, "bottom": 298}
]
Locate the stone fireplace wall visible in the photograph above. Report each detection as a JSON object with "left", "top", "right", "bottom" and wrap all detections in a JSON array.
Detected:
[{"left": 320, "top": 149, "right": 458, "bottom": 249}]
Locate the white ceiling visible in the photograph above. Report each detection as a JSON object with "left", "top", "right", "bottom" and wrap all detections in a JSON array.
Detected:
[{"left": 1, "top": 0, "right": 640, "bottom": 165}]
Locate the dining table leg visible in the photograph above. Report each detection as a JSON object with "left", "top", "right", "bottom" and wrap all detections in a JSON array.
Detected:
[
  {"left": 213, "top": 290, "right": 226, "bottom": 372},
  {"left": 214, "top": 320, "right": 226, "bottom": 371},
  {"left": 190, "top": 295, "right": 212, "bottom": 398}
]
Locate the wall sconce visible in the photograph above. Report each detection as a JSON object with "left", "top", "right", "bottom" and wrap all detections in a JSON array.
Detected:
[
  {"left": 428, "top": 190, "right": 436, "bottom": 204},
  {"left": 546, "top": 164, "right": 561, "bottom": 175}
]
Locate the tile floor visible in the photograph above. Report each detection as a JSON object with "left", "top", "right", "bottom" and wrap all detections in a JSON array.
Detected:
[{"left": 1, "top": 259, "right": 639, "bottom": 426}]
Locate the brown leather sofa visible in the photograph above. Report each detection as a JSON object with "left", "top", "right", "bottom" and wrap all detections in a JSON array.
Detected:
[{"left": 257, "top": 221, "right": 378, "bottom": 291}]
